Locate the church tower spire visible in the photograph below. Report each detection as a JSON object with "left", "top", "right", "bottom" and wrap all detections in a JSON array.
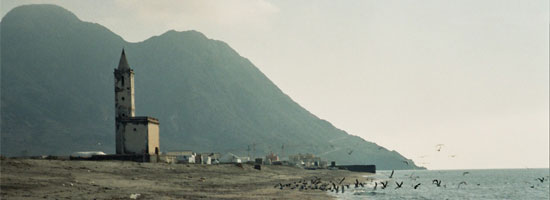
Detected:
[
  {"left": 118, "top": 49, "right": 130, "bottom": 70},
  {"left": 114, "top": 49, "right": 135, "bottom": 119}
]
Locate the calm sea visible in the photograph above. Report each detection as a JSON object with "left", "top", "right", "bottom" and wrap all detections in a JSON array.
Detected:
[{"left": 329, "top": 168, "right": 550, "bottom": 200}]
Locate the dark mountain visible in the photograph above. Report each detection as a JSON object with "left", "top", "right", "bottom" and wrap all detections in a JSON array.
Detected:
[{"left": 1, "top": 4, "right": 423, "bottom": 170}]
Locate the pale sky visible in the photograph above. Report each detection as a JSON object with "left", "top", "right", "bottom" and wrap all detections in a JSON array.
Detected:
[{"left": 1, "top": 0, "right": 548, "bottom": 169}]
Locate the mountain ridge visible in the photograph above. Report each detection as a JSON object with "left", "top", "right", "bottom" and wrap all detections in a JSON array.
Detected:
[{"left": 1, "top": 4, "right": 423, "bottom": 170}]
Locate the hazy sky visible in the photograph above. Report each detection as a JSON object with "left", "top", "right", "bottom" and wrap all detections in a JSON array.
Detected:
[{"left": 2, "top": 0, "right": 548, "bottom": 169}]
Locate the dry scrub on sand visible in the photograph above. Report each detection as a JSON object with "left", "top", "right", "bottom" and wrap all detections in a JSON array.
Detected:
[{"left": 1, "top": 158, "right": 370, "bottom": 199}]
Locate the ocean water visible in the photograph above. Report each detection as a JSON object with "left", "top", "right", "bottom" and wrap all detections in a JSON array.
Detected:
[{"left": 329, "top": 169, "right": 550, "bottom": 200}]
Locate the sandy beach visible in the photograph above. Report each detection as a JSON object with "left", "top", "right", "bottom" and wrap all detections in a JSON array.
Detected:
[{"left": 1, "top": 158, "right": 370, "bottom": 199}]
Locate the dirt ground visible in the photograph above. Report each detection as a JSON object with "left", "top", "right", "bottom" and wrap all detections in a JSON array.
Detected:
[{"left": 0, "top": 158, "right": 371, "bottom": 199}]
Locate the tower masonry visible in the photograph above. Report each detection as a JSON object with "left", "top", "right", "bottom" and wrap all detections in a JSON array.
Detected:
[
  {"left": 114, "top": 49, "right": 135, "bottom": 119},
  {"left": 114, "top": 49, "right": 160, "bottom": 155}
]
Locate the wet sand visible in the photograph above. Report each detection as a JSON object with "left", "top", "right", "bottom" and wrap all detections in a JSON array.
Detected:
[{"left": 1, "top": 158, "right": 370, "bottom": 199}]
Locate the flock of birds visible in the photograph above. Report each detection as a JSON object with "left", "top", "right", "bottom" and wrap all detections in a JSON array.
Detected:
[
  {"left": 274, "top": 170, "right": 548, "bottom": 194},
  {"left": 274, "top": 177, "right": 374, "bottom": 194},
  {"left": 293, "top": 143, "right": 548, "bottom": 195}
]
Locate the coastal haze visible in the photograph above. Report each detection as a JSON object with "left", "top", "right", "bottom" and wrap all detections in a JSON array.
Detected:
[
  {"left": 1, "top": 4, "right": 420, "bottom": 170},
  {"left": 1, "top": 0, "right": 549, "bottom": 170}
]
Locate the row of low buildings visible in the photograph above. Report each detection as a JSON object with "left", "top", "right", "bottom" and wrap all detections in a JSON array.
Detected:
[
  {"left": 160, "top": 151, "right": 222, "bottom": 164},
  {"left": 288, "top": 153, "right": 328, "bottom": 168},
  {"left": 156, "top": 151, "right": 327, "bottom": 168}
]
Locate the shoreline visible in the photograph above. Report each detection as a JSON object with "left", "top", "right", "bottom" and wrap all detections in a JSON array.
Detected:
[{"left": 1, "top": 158, "right": 371, "bottom": 199}]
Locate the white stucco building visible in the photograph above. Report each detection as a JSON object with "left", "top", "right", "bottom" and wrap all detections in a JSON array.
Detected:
[{"left": 114, "top": 50, "right": 160, "bottom": 155}]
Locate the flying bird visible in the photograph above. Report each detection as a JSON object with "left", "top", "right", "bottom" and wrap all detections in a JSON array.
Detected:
[
  {"left": 380, "top": 181, "right": 388, "bottom": 189},
  {"left": 338, "top": 177, "right": 346, "bottom": 184},
  {"left": 348, "top": 150, "right": 353, "bottom": 155},
  {"left": 432, "top": 179, "right": 442, "bottom": 187},
  {"left": 389, "top": 170, "right": 395, "bottom": 178},
  {"left": 402, "top": 160, "right": 409, "bottom": 165},
  {"left": 458, "top": 181, "right": 467, "bottom": 188},
  {"left": 436, "top": 144, "right": 444, "bottom": 152},
  {"left": 413, "top": 183, "right": 421, "bottom": 189},
  {"left": 536, "top": 177, "right": 545, "bottom": 183},
  {"left": 462, "top": 172, "right": 470, "bottom": 176},
  {"left": 395, "top": 181, "right": 403, "bottom": 189}
]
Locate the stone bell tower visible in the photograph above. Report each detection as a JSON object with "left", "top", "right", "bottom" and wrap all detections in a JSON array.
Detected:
[
  {"left": 114, "top": 49, "right": 135, "bottom": 120},
  {"left": 114, "top": 49, "right": 160, "bottom": 155}
]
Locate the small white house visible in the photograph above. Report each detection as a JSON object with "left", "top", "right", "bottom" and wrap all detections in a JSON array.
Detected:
[
  {"left": 220, "top": 153, "right": 251, "bottom": 163},
  {"left": 164, "top": 151, "right": 196, "bottom": 164},
  {"left": 195, "top": 154, "right": 212, "bottom": 165}
]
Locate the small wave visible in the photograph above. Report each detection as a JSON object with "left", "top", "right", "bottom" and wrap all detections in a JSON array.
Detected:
[{"left": 353, "top": 191, "right": 385, "bottom": 196}]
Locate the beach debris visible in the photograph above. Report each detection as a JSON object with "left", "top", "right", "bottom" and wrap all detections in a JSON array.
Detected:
[
  {"left": 129, "top": 193, "right": 141, "bottom": 199},
  {"left": 413, "top": 183, "right": 421, "bottom": 189},
  {"left": 254, "top": 164, "right": 261, "bottom": 170},
  {"left": 395, "top": 181, "right": 403, "bottom": 189}
]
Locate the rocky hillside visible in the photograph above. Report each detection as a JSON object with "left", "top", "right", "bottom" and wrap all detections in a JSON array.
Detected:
[{"left": 0, "top": 4, "right": 422, "bottom": 170}]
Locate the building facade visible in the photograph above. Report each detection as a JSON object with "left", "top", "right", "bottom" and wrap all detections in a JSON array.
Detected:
[{"left": 114, "top": 50, "right": 160, "bottom": 155}]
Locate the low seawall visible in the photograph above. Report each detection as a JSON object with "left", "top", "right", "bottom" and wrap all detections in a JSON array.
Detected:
[
  {"left": 337, "top": 165, "right": 376, "bottom": 173},
  {"left": 70, "top": 154, "right": 151, "bottom": 162}
]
